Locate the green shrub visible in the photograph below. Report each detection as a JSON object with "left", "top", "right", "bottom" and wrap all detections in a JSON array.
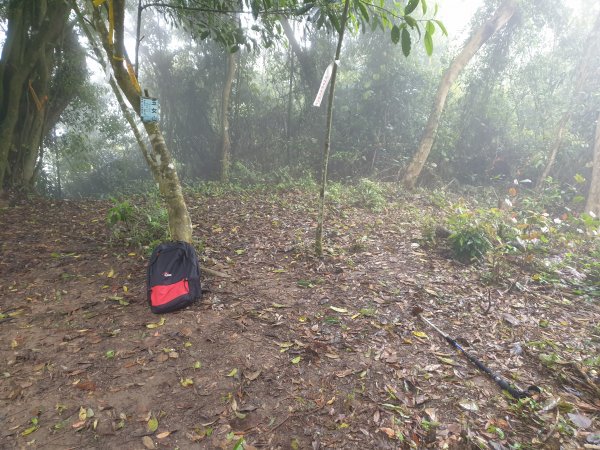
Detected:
[
  {"left": 106, "top": 198, "right": 134, "bottom": 225},
  {"left": 352, "top": 179, "right": 387, "bottom": 212},
  {"left": 107, "top": 195, "right": 169, "bottom": 249},
  {"left": 446, "top": 207, "right": 517, "bottom": 263}
]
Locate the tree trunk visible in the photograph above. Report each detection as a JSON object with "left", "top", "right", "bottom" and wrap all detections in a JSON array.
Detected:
[
  {"left": 585, "top": 111, "right": 600, "bottom": 215},
  {"left": 286, "top": 45, "right": 294, "bottom": 166},
  {"left": 536, "top": 11, "right": 600, "bottom": 190},
  {"left": 0, "top": 0, "right": 71, "bottom": 190},
  {"left": 400, "top": 0, "right": 517, "bottom": 189},
  {"left": 315, "top": 0, "right": 350, "bottom": 257},
  {"left": 89, "top": 0, "right": 193, "bottom": 243},
  {"left": 280, "top": 17, "right": 318, "bottom": 92},
  {"left": 220, "top": 50, "right": 238, "bottom": 183}
]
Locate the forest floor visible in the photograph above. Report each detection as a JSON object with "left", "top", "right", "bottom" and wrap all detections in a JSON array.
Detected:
[{"left": 0, "top": 187, "right": 599, "bottom": 450}]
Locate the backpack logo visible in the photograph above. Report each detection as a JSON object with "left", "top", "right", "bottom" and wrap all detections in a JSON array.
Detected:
[{"left": 162, "top": 272, "right": 172, "bottom": 277}]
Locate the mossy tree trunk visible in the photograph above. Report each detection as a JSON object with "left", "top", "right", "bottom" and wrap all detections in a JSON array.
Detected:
[
  {"left": 89, "top": 0, "right": 192, "bottom": 243},
  {"left": 0, "top": 0, "right": 71, "bottom": 191}
]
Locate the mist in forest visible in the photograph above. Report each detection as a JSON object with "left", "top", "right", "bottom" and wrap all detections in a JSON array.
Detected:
[{"left": 1, "top": 0, "right": 599, "bottom": 206}]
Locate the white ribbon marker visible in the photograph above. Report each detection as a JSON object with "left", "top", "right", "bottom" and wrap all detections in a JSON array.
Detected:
[{"left": 313, "top": 60, "right": 339, "bottom": 107}]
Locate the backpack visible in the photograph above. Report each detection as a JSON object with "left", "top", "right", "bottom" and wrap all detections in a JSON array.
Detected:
[{"left": 147, "top": 241, "right": 201, "bottom": 314}]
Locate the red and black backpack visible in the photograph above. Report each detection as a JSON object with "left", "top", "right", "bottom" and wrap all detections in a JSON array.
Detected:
[{"left": 147, "top": 241, "right": 201, "bottom": 314}]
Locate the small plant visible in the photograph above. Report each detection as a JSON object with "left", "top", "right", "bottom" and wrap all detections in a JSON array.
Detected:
[
  {"left": 106, "top": 194, "right": 169, "bottom": 249},
  {"left": 106, "top": 198, "right": 133, "bottom": 225},
  {"left": 447, "top": 211, "right": 494, "bottom": 262},
  {"left": 352, "top": 178, "right": 387, "bottom": 212},
  {"left": 446, "top": 206, "right": 519, "bottom": 263}
]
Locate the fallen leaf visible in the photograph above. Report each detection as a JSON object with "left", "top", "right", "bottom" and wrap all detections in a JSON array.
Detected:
[
  {"left": 412, "top": 331, "right": 429, "bottom": 339},
  {"left": 335, "top": 369, "right": 353, "bottom": 378},
  {"left": 107, "top": 268, "right": 115, "bottom": 278},
  {"left": 180, "top": 378, "right": 194, "bottom": 387},
  {"left": 147, "top": 415, "right": 159, "bottom": 433},
  {"left": 502, "top": 313, "right": 520, "bottom": 327},
  {"left": 226, "top": 368, "right": 238, "bottom": 377},
  {"left": 567, "top": 412, "right": 592, "bottom": 429},
  {"left": 244, "top": 370, "right": 261, "bottom": 381},
  {"left": 193, "top": 360, "right": 202, "bottom": 369},
  {"left": 379, "top": 427, "right": 396, "bottom": 438},
  {"left": 330, "top": 306, "right": 348, "bottom": 313},
  {"left": 156, "top": 431, "right": 171, "bottom": 439},
  {"left": 75, "top": 380, "right": 97, "bottom": 391},
  {"left": 291, "top": 356, "right": 301, "bottom": 364},
  {"left": 146, "top": 318, "right": 166, "bottom": 329},
  {"left": 459, "top": 399, "right": 479, "bottom": 411},
  {"left": 20, "top": 425, "right": 39, "bottom": 436},
  {"left": 142, "top": 436, "right": 156, "bottom": 449},
  {"left": 437, "top": 356, "right": 458, "bottom": 366}
]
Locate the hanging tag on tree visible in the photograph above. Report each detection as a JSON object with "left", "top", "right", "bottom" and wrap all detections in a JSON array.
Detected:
[
  {"left": 140, "top": 96, "right": 160, "bottom": 123},
  {"left": 313, "top": 61, "right": 339, "bottom": 107}
]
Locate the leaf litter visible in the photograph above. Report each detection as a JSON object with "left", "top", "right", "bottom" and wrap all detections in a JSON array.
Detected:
[{"left": 0, "top": 192, "right": 598, "bottom": 449}]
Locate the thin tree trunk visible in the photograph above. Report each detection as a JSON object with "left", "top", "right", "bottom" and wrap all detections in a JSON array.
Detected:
[
  {"left": 315, "top": 0, "right": 350, "bottom": 257},
  {"left": 585, "top": 111, "right": 600, "bottom": 215},
  {"left": 220, "top": 50, "right": 238, "bottom": 183},
  {"left": 536, "top": 11, "right": 600, "bottom": 190},
  {"left": 88, "top": 0, "right": 192, "bottom": 242},
  {"left": 286, "top": 45, "right": 294, "bottom": 166},
  {"left": 400, "top": 0, "right": 517, "bottom": 189}
]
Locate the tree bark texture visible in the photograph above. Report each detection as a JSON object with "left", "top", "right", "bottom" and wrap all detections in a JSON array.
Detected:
[
  {"left": 536, "top": 11, "right": 600, "bottom": 190},
  {"left": 0, "top": 0, "right": 71, "bottom": 190},
  {"left": 220, "top": 50, "right": 238, "bottom": 183},
  {"left": 585, "top": 111, "right": 600, "bottom": 215},
  {"left": 401, "top": 0, "right": 517, "bottom": 189},
  {"left": 90, "top": 0, "right": 193, "bottom": 243}
]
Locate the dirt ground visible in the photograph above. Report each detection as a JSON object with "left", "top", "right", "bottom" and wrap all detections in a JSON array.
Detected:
[{"left": 0, "top": 190, "right": 599, "bottom": 449}]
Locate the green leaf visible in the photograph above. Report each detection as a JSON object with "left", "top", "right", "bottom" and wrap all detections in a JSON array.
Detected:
[
  {"left": 21, "top": 425, "right": 39, "bottom": 436},
  {"left": 401, "top": 27, "right": 411, "bottom": 56},
  {"left": 291, "top": 356, "right": 301, "bottom": 364},
  {"left": 421, "top": 0, "right": 427, "bottom": 15},
  {"left": 356, "top": 0, "right": 369, "bottom": 22},
  {"left": 405, "top": 0, "right": 419, "bottom": 15},
  {"left": 424, "top": 29, "right": 433, "bottom": 56},
  {"left": 391, "top": 25, "right": 400, "bottom": 44},
  {"left": 426, "top": 21, "right": 435, "bottom": 35},
  {"left": 434, "top": 19, "right": 448, "bottom": 36},
  {"left": 232, "top": 438, "right": 246, "bottom": 450},
  {"left": 147, "top": 415, "right": 159, "bottom": 433},
  {"left": 404, "top": 15, "right": 417, "bottom": 28},
  {"left": 328, "top": 11, "right": 341, "bottom": 34}
]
